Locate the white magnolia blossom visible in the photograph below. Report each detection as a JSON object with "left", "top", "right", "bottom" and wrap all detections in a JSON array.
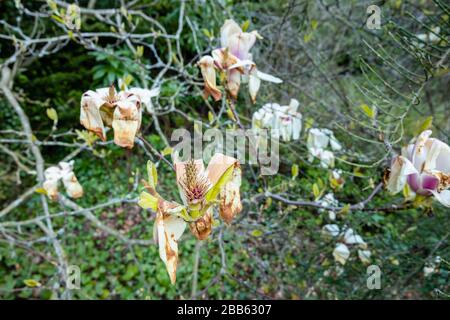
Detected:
[
  {"left": 307, "top": 128, "right": 342, "bottom": 168},
  {"left": 118, "top": 79, "right": 160, "bottom": 113},
  {"left": 386, "top": 130, "right": 450, "bottom": 207},
  {"left": 333, "top": 243, "right": 350, "bottom": 265},
  {"left": 198, "top": 19, "right": 282, "bottom": 103},
  {"left": 43, "top": 161, "right": 83, "bottom": 201},
  {"left": 252, "top": 99, "right": 302, "bottom": 141},
  {"left": 343, "top": 228, "right": 367, "bottom": 249},
  {"left": 80, "top": 85, "right": 156, "bottom": 148}
]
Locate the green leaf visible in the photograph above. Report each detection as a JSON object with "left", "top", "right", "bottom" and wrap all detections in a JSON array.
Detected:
[
  {"left": 417, "top": 116, "right": 433, "bottom": 134},
  {"left": 46, "top": 108, "right": 58, "bottom": 122},
  {"left": 205, "top": 165, "right": 234, "bottom": 203},
  {"left": 312, "top": 183, "right": 320, "bottom": 199},
  {"left": 360, "top": 103, "right": 376, "bottom": 119},
  {"left": 24, "top": 279, "right": 41, "bottom": 288},
  {"left": 146, "top": 161, "right": 158, "bottom": 189},
  {"left": 251, "top": 229, "right": 263, "bottom": 237},
  {"left": 35, "top": 187, "right": 47, "bottom": 195},
  {"left": 241, "top": 20, "right": 250, "bottom": 32},
  {"left": 311, "top": 19, "right": 318, "bottom": 30},
  {"left": 135, "top": 45, "right": 144, "bottom": 59},
  {"left": 122, "top": 264, "right": 139, "bottom": 281},
  {"left": 208, "top": 111, "right": 214, "bottom": 124},
  {"left": 291, "top": 164, "right": 299, "bottom": 180},
  {"left": 138, "top": 192, "right": 158, "bottom": 211}
]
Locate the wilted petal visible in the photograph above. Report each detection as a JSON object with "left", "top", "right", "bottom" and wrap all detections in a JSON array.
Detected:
[
  {"left": 189, "top": 209, "right": 212, "bottom": 240},
  {"left": 424, "top": 137, "right": 450, "bottom": 173},
  {"left": 307, "top": 128, "right": 330, "bottom": 150},
  {"left": 43, "top": 166, "right": 62, "bottom": 201},
  {"left": 219, "top": 165, "right": 242, "bottom": 224},
  {"left": 248, "top": 71, "right": 261, "bottom": 104},
  {"left": 61, "top": 171, "right": 83, "bottom": 199},
  {"left": 333, "top": 243, "right": 350, "bottom": 265},
  {"left": 227, "top": 68, "right": 241, "bottom": 99},
  {"left": 155, "top": 208, "right": 187, "bottom": 284},
  {"left": 112, "top": 98, "right": 141, "bottom": 148},
  {"left": 80, "top": 90, "right": 107, "bottom": 141},
  {"left": 387, "top": 156, "right": 418, "bottom": 194},
  {"left": 198, "top": 56, "right": 222, "bottom": 101},
  {"left": 411, "top": 130, "right": 432, "bottom": 170}
]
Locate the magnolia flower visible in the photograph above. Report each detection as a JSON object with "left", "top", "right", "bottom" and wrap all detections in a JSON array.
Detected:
[
  {"left": 43, "top": 161, "right": 83, "bottom": 201},
  {"left": 307, "top": 128, "right": 342, "bottom": 168},
  {"left": 252, "top": 99, "right": 302, "bottom": 142},
  {"left": 80, "top": 85, "right": 154, "bottom": 148},
  {"left": 343, "top": 228, "right": 367, "bottom": 249},
  {"left": 198, "top": 19, "right": 282, "bottom": 103},
  {"left": 318, "top": 193, "right": 339, "bottom": 220},
  {"left": 138, "top": 153, "right": 242, "bottom": 284},
  {"left": 333, "top": 243, "right": 350, "bottom": 265},
  {"left": 386, "top": 130, "right": 450, "bottom": 207}
]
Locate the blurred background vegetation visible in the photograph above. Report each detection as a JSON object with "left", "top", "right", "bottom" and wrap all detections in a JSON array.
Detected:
[{"left": 0, "top": 0, "right": 449, "bottom": 299}]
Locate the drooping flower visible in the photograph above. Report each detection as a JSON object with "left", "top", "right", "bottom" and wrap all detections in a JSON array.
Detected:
[
  {"left": 252, "top": 99, "right": 302, "bottom": 142},
  {"left": 43, "top": 161, "right": 83, "bottom": 201},
  {"left": 80, "top": 85, "right": 155, "bottom": 148},
  {"left": 138, "top": 153, "right": 242, "bottom": 284},
  {"left": 198, "top": 19, "right": 282, "bottom": 103},
  {"left": 333, "top": 243, "right": 350, "bottom": 265},
  {"left": 386, "top": 130, "right": 450, "bottom": 207},
  {"left": 306, "top": 128, "right": 342, "bottom": 168}
]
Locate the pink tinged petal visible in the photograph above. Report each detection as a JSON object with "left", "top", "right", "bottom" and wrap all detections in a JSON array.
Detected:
[
  {"left": 407, "top": 173, "right": 421, "bottom": 193},
  {"left": 430, "top": 189, "right": 450, "bottom": 207},
  {"left": 387, "top": 156, "right": 418, "bottom": 194},
  {"left": 198, "top": 55, "right": 222, "bottom": 101},
  {"left": 227, "top": 32, "right": 257, "bottom": 60},
  {"left": 421, "top": 174, "right": 439, "bottom": 191}
]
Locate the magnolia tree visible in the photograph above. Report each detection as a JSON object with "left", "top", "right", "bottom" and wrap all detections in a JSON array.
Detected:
[{"left": 0, "top": 0, "right": 448, "bottom": 299}]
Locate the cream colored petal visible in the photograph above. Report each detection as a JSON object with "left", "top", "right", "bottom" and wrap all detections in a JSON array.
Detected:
[
  {"left": 61, "top": 171, "right": 83, "bottom": 199},
  {"left": 80, "top": 91, "right": 107, "bottom": 141},
  {"left": 256, "top": 70, "right": 283, "bottom": 83},
  {"left": 322, "top": 224, "right": 340, "bottom": 237},
  {"left": 411, "top": 130, "right": 433, "bottom": 171},
  {"left": 128, "top": 87, "right": 160, "bottom": 113},
  {"left": 227, "top": 68, "right": 241, "bottom": 99},
  {"left": 156, "top": 209, "right": 187, "bottom": 284},
  {"left": 227, "top": 32, "right": 257, "bottom": 60},
  {"left": 386, "top": 155, "right": 418, "bottom": 194},
  {"left": 198, "top": 55, "right": 222, "bottom": 101},
  {"left": 344, "top": 228, "right": 367, "bottom": 249},
  {"left": 111, "top": 97, "right": 141, "bottom": 148},
  {"left": 333, "top": 243, "right": 350, "bottom": 265},
  {"left": 248, "top": 70, "right": 261, "bottom": 104},
  {"left": 220, "top": 19, "right": 242, "bottom": 48},
  {"left": 43, "top": 178, "right": 59, "bottom": 201}
]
